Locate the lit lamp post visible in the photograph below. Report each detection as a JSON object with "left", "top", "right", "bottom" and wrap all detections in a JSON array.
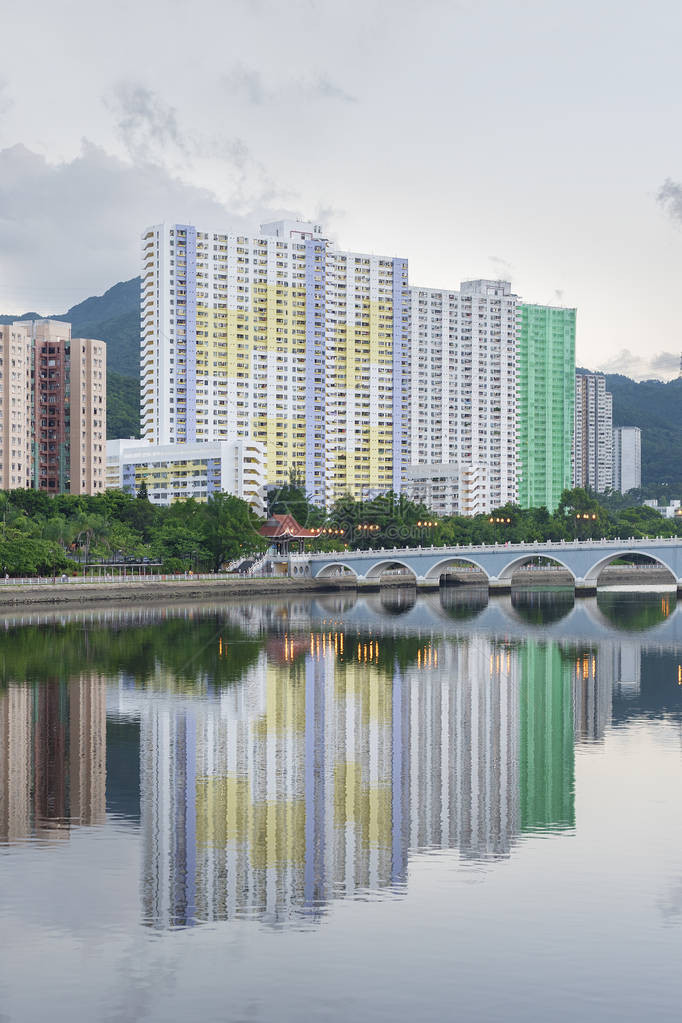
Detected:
[
  {"left": 575, "top": 512, "right": 598, "bottom": 539},
  {"left": 356, "top": 523, "right": 381, "bottom": 548},
  {"left": 317, "top": 527, "right": 346, "bottom": 541},
  {"left": 488, "top": 515, "right": 512, "bottom": 540},
  {"left": 416, "top": 520, "right": 439, "bottom": 545}
]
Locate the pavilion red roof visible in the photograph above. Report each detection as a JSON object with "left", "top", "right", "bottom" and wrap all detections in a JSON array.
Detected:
[{"left": 259, "top": 513, "right": 319, "bottom": 539}]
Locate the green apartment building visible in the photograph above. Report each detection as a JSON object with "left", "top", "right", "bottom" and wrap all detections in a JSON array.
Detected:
[{"left": 517, "top": 304, "right": 576, "bottom": 512}]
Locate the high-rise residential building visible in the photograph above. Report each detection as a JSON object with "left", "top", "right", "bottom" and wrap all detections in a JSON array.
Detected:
[
  {"left": 405, "top": 280, "right": 519, "bottom": 516},
  {"left": 0, "top": 323, "right": 33, "bottom": 490},
  {"left": 67, "top": 333, "right": 107, "bottom": 496},
  {"left": 32, "top": 321, "right": 107, "bottom": 495},
  {"left": 612, "top": 426, "right": 641, "bottom": 493},
  {"left": 574, "top": 373, "right": 613, "bottom": 492},
  {"left": 517, "top": 304, "right": 576, "bottom": 512},
  {"left": 106, "top": 437, "right": 266, "bottom": 512},
  {"left": 0, "top": 320, "right": 106, "bottom": 495},
  {"left": 140, "top": 221, "right": 409, "bottom": 506}
]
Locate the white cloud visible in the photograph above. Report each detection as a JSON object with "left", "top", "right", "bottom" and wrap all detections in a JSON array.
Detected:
[
  {"left": 657, "top": 179, "right": 682, "bottom": 225},
  {"left": 0, "top": 142, "right": 289, "bottom": 313},
  {"left": 102, "top": 82, "right": 288, "bottom": 208},
  {"left": 0, "top": 79, "right": 12, "bottom": 144},
  {"left": 104, "top": 83, "right": 186, "bottom": 163},
  {"left": 1, "top": 0, "right": 682, "bottom": 372},
  {"left": 222, "top": 64, "right": 357, "bottom": 106},
  {"left": 595, "top": 348, "right": 680, "bottom": 382}
]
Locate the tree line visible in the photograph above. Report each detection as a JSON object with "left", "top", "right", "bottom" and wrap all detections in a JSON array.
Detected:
[
  {"left": 0, "top": 488, "right": 263, "bottom": 577},
  {"left": 274, "top": 485, "right": 682, "bottom": 551},
  {"left": 0, "top": 483, "right": 679, "bottom": 578}
]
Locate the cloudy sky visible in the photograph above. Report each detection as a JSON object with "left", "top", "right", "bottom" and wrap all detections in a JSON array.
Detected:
[{"left": 1, "top": 0, "right": 682, "bottom": 378}]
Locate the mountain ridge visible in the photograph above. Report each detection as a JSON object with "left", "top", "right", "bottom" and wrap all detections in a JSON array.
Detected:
[
  {"left": 0, "top": 278, "right": 141, "bottom": 379},
  {"left": 2, "top": 283, "right": 680, "bottom": 490}
]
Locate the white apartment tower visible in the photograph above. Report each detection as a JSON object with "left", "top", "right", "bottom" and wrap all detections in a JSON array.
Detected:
[
  {"left": 574, "top": 373, "right": 613, "bottom": 492},
  {"left": 613, "top": 426, "right": 642, "bottom": 493},
  {"left": 140, "top": 221, "right": 409, "bottom": 506},
  {"left": 405, "top": 280, "right": 518, "bottom": 516},
  {"left": 0, "top": 324, "right": 32, "bottom": 490}
]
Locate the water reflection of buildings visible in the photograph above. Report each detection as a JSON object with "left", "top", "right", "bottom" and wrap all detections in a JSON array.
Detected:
[
  {"left": 405, "top": 641, "right": 520, "bottom": 858},
  {"left": 108, "top": 632, "right": 590, "bottom": 930},
  {"left": 0, "top": 677, "right": 106, "bottom": 843},
  {"left": 571, "top": 641, "right": 643, "bottom": 741},
  {"left": 133, "top": 654, "right": 405, "bottom": 928}
]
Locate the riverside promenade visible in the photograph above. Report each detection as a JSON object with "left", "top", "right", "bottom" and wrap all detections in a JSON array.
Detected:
[
  {"left": 0, "top": 573, "right": 352, "bottom": 610},
  {"left": 0, "top": 561, "right": 675, "bottom": 611}
]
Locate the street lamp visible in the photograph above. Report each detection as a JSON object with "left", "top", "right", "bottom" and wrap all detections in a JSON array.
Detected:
[{"left": 574, "top": 512, "right": 598, "bottom": 539}]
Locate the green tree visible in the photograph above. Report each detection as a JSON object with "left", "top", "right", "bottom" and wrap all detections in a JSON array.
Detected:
[
  {"left": 201, "top": 493, "right": 265, "bottom": 572},
  {"left": 267, "top": 469, "right": 325, "bottom": 529}
]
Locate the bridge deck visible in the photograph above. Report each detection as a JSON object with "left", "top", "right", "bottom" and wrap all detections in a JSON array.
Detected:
[{"left": 291, "top": 537, "right": 682, "bottom": 587}]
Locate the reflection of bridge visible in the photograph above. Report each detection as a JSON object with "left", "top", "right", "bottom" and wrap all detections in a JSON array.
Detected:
[
  {"left": 295, "top": 537, "right": 682, "bottom": 592},
  {"left": 1, "top": 589, "right": 678, "bottom": 647},
  {"left": 309, "top": 592, "right": 682, "bottom": 648}
]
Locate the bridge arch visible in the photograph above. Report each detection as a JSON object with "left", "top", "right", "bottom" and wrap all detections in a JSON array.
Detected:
[
  {"left": 364, "top": 559, "right": 418, "bottom": 582},
  {"left": 497, "top": 554, "right": 576, "bottom": 582},
  {"left": 315, "top": 562, "right": 359, "bottom": 580},
  {"left": 423, "top": 556, "right": 489, "bottom": 583},
  {"left": 583, "top": 550, "right": 677, "bottom": 584}
]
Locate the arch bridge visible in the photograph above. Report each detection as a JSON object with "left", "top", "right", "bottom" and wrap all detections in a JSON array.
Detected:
[{"left": 293, "top": 537, "right": 682, "bottom": 592}]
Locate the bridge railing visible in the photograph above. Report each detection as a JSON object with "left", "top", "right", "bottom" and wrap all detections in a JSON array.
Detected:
[{"left": 302, "top": 536, "right": 680, "bottom": 561}]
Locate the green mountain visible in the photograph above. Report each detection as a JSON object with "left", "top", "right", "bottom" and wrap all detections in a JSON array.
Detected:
[
  {"left": 1, "top": 279, "right": 142, "bottom": 439},
  {"left": 107, "top": 371, "right": 140, "bottom": 439},
  {"left": 603, "top": 373, "right": 682, "bottom": 490},
  {"left": 0, "top": 278, "right": 141, "bottom": 379}
]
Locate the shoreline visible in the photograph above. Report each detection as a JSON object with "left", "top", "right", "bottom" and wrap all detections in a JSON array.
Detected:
[
  {"left": 0, "top": 575, "right": 356, "bottom": 611},
  {"left": 0, "top": 565, "right": 676, "bottom": 613}
]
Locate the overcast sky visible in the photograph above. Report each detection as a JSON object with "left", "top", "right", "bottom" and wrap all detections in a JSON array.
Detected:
[{"left": 1, "top": 0, "right": 682, "bottom": 378}]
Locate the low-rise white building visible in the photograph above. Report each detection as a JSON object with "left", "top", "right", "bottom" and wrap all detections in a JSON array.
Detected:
[
  {"left": 106, "top": 438, "right": 266, "bottom": 513},
  {"left": 643, "top": 499, "right": 682, "bottom": 519}
]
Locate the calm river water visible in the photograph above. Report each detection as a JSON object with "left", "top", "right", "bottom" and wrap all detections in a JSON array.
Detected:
[{"left": 1, "top": 587, "right": 682, "bottom": 1022}]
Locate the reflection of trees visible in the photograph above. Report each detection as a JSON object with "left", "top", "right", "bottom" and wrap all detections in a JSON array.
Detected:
[
  {"left": 512, "top": 588, "right": 574, "bottom": 625},
  {"left": 306, "top": 631, "right": 428, "bottom": 677},
  {"left": 439, "top": 585, "right": 488, "bottom": 621},
  {"left": 596, "top": 591, "right": 676, "bottom": 632},
  {"left": 379, "top": 588, "right": 417, "bottom": 616},
  {"left": 0, "top": 618, "right": 266, "bottom": 690}
]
